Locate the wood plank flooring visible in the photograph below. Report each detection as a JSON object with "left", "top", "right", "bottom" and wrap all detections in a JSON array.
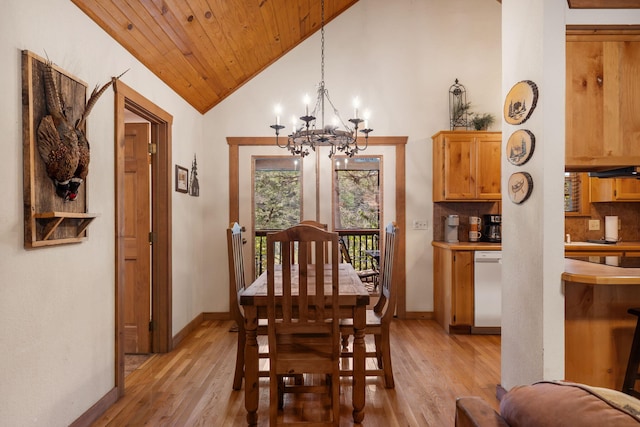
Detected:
[{"left": 91, "top": 319, "right": 501, "bottom": 426}]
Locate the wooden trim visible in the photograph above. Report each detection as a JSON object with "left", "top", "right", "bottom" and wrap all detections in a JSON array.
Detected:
[
  {"left": 567, "top": 26, "right": 640, "bottom": 38},
  {"left": 567, "top": 0, "right": 640, "bottom": 9},
  {"left": 404, "top": 311, "right": 434, "bottom": 320},
  {"left": 172, "top": 313, "right": 204, "bottom": 349},
  {"left": 227, "top": 136, "right": 409, "bottom": 317},
  {"left": 114, "top": 81, "right": 173, "bottom": 400},
  {"left": 203, "top": 312, "right": 231, "bottom": 321},
  {"left": 69, "top": 387, "right": 118, "bottom": 427}
]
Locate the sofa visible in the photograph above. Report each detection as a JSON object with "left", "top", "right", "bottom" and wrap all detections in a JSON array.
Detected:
[{"left": 455, "top": 381, "right": 640, "bottom": 427}]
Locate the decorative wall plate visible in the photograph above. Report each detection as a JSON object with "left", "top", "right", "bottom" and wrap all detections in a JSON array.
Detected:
[
  {"left": 508, "top": 172, "right": 534, "bottom": 204},
  {"left": 503, "top": 80, "right": 538, "bottom": 125},
  {"left": 506, "top": 129, "right": 535, "bottom": 166}
]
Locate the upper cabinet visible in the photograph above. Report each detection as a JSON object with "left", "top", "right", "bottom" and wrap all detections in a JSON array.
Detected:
[
  {"left": 590, "top": 177, "right": 640, "bottom": 202},
  {"left": 432, "top": 131, "right": 501, "bottom": 202},
  {"left": 566, "top": 30, "right": 640, "bottom": 171}
]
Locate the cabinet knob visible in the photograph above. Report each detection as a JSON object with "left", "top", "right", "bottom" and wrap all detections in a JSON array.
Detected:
[{"left": 596, "top": 75, "right": 603, "bottom": 86}]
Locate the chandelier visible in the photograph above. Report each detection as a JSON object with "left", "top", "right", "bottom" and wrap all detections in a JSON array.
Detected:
[{"left": 270, "top": 0, "right": 372, "bottom": 158}]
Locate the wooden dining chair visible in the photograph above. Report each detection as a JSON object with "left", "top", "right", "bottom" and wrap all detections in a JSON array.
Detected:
[
  {"left": 227, "top": 222, "right": 269, "bottom": 390},
  {"left": 340, "top": 221, "right": 399, "bottom": 388},
  {"left": 266, "top": 224, "right": 341, "bottom": 426},
  {"left": 339, "top": 236, "right": 379, "bottom": 292}
]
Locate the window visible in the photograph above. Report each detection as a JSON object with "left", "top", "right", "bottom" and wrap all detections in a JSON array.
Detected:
[
  {"left": 564, "top": 172, "right": 590, "bottom": 216},
  {"left": 333, "top": 157, "right": 380, "bottom": 230},
  {"left": 333, "top": 157, "right": 381, "bottom": 272},
  {"left": 254, "top": 157, "right": 302, "bottom": 230},
  {"left": 253, "top": 157, "right": 302, "bottom": 276}
]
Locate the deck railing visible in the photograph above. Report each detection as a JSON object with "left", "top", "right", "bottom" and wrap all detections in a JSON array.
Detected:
[{"left": 253, "top": 228, "right": 379, "bottom": 278}]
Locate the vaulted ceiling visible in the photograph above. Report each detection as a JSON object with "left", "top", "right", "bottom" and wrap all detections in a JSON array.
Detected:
[
  {"left": 71, "top": 0, "right": 359, "bottom": 114},
  {"left": 71, "top": 0, "right": 639, "bottom": 114}
]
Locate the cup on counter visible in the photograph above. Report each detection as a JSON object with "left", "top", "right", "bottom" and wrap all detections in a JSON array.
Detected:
[
  {"left": 469, "top": 216, "right": 481, "bottom": 233},
  {"left": 469, "top": 230, "right": 482, "bottom": 242}
]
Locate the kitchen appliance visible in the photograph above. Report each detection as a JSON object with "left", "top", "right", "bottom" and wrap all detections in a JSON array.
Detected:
[
  {"left": 481, "top": 214, "right": 502, "bottom": 243},
  {"left": 474, "top": 251, "right": 502, "bottom": 329},
  {"left": 445, "top": 215, "right": 459, "bottom": 243}
]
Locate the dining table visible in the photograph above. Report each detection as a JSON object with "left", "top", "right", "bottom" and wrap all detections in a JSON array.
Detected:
[{"left": 240, "top": 262, "right": 370, "bottom": 425}]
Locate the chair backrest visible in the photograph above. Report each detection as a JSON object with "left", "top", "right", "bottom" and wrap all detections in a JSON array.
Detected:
[
  {"left": 338, "top": 236, "right": 353, "bottom": 264},
  {"left": 227, "top": 222, "right": 246, "bottom": 323},
  {"left": 373, "top": 222, "right": 399, "bottom": 321},
  {"left": 299, "top": 220, "right": 328, "bottom": 230},
  {"left": 266, "top": 224, "right": 340, "bottom": 345}
]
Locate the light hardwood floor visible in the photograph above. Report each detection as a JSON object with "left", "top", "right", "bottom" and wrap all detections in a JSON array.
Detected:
[{"left": 91, "top": 319, "right": 501, "bottom": 426}]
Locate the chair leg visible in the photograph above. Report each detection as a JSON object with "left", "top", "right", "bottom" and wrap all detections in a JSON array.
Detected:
[
  {"left": 374, "top": 334, "right": 383, "bottom": 369},
  {"left": 380, "top": 327, "right": 395, "bottom": 389},
  {"left": 623, "top": 310, "right": 640, "bottom": 397},
  {"left": 331, "top": 373, "right": 340, "bottom": 426},
  {"left": 232, "top": 323, "right": 245, "bottom": 390},
  {"left": 270, "top": 373, "right": 279, "bottom": 424}
]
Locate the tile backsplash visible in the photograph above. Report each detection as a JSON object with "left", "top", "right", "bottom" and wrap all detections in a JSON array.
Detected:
[
  {"left": 434, "top": 201, "right": 640, "bottom": 243},
  {"left": 565, "top": 202, "right": 640, "bottom": 242},
  {"left": 433, "top": 202, "right": 501, "bottom": 242}
]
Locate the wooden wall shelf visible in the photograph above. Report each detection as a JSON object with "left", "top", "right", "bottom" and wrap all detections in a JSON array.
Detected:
[{"left": 22, "top": 51, "right": 99, "bottom": 248}]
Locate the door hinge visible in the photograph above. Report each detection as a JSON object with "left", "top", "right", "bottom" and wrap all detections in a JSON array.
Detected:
[
  {"left": 149, "top": 231, "right": 157, "bottom": 244},
  {"left": 148, "top": 142, "right": 157, "bottom": 154},
  {"left": 149, "top": 320, "right": 155, "bottom": 331}
]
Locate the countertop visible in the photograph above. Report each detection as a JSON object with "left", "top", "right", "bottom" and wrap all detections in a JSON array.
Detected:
[
  {"left": 562, "top": 258, "right": 640, "bottom": 285},
  {"left": 432, "top": 241, "right": 502, "bottom": 250},
  {"left": 565, "top": 241, "right": 640, "bottom": 252},
  {"left": 433, "top": 241, "right": 640, "bottom": 252}
]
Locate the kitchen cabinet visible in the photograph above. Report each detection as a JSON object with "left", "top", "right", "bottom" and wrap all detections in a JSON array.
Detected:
[
  {"left": 566, "top": 31, "right": 640, "bottom": 170},
  {"left": 590, "top": 177, "right": 640, "bottom": 202},
  {"left": 432, "top": 131, "right": 501, "bottom": 202},
  {"left": 433, "top": 245, "right": 474, "bottom": 333}
]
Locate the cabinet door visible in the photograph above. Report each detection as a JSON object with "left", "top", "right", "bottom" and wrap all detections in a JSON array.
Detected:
[
  {"left": 476, "top": 135, "right": 502, "bottom": 200},
  {"left": 566, "top": 34, "right": 640, "bottom": 169},
  {"left": 590, "top": 177, "right": 640, "bottom": 202},
  {"left": 452, "top": 251, "right": 474, "bottom": 327},
  {"left": 615, "top": 179, "right": 640, "bottom": 201},
  {"left": 442, "top": 134, "right": 476, "bottom": 200}
]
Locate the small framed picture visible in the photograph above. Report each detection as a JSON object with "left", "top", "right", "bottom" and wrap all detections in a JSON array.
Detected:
[{"left": 175, "top": 165, "right": 188, "bottom": 193}]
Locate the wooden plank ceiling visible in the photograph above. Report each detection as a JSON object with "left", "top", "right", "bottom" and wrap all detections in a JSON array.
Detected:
[{"left": 71, "top": 0, "right": 359, "bottom": 114}]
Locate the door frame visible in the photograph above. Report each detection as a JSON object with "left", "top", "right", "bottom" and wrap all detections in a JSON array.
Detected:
[
  {"left": 114, "top": 81, "right": 173, "bottom": 397},
  {"left": 227, "top": 136, "right": 407, "bottom": 318}
]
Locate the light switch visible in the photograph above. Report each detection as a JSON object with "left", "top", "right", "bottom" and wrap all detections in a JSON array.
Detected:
[{"left": 588, "top": 219, "right": 600, "bottom": 231}]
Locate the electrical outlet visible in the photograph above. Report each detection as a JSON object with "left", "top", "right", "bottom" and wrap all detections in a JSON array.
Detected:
[
  {"left": 413, "top": 219, "right": 428, "bottom": 230},
  {"left": 588, "top": 219, "right": 600, "bottom": 231}
]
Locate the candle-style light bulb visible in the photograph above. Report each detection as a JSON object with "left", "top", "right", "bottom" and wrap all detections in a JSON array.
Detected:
[
  {"left": 353, "top": 97, "right": 360, "bottom": 119},
  {"left": 291, "top": 115, "right": 297, "bottom": 133},
  {"left": 303, "top": 94, "right": 310, "bottom": 116},
  {"left": 363, "top": 110, "right": 371, "bottom": 129},
  {"left": 274, "top": 104, "right": 282, "bottom": 125}
]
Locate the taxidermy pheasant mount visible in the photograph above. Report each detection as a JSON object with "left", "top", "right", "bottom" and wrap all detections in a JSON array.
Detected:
[{"left": 36, "top": 62, "right": 125, "bottom": 201}]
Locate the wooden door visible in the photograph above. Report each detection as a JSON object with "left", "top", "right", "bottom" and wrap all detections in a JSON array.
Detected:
[{"left": 124, "top": 123, "right": 151, "bottom": 354}]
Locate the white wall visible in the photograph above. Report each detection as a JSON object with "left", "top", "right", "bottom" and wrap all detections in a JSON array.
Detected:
[
  {"left": 499, "top": 1, "right": 640, "bottom": 390},
  {"left": 0, "top": 0, "right": 205, "bottom": 425},
  {"left": 203, "top": 0, "right": 503, "bottom": 314}
]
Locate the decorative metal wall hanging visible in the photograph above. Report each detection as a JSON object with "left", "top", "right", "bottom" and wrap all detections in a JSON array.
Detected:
[
  {"left": 506, "top": 129, "right": 536, "bottom": 166},
  {"left": 189, "top": 154, "right": 199, "bottom": 197},
  {"left": 503, "top": 80, "right": 538, "bottom": 125},
  {"left": 508, "top": 171, "right": 534, "bottom": 204},
  {"left": 449, "top": 79, "right": 470, "bottom": 130}
]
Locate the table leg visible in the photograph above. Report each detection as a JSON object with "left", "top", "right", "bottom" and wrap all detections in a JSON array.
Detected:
[
  {"left": 352, "top": 306, "right": 366, "bottom": 423},
  {"left": 244, "top": 306, "right": 259, "bottom": 426}
]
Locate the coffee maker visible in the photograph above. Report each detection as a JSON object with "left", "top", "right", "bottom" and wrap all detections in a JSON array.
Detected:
[{"left": 482, "top": 214, "right": 502, "bottom": 242}]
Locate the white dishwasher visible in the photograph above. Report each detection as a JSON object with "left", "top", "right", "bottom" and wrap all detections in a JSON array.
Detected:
[{"left": 474, "top": 251, "right": 502, "bottom": 328}]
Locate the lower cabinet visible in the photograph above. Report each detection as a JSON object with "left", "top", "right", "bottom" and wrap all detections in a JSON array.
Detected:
[{"left": 433, "top": 246, "right": 474, "bottom": 333}]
